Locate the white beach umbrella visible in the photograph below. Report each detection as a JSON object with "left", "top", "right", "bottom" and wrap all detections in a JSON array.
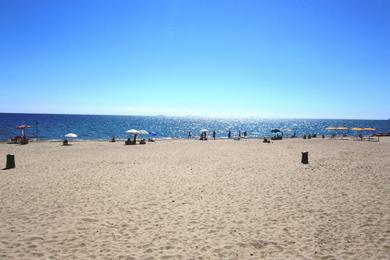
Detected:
[
  {"left": 126, "top": 129, "right": 140, "bottom": 135},
  {"left": 16, "top": 125, "right": 32, "bottom": 137},
  {"left": 64, "top": 133, "right": 78, "bottom": 144},
  {"left": 126, "top": 129, "right": 140, "bottom": 142},
  {"left": 199, "top": 129, "right": 208, "bottom": 133},
  {"left": 138, "top": 130, "right": 149, "bottom": 135},
  {"left": 325, "top": 127, "right": 337, "bottom": 131},
  {"left": 65, "top": 133, "right": 78, "bottom": 138}
]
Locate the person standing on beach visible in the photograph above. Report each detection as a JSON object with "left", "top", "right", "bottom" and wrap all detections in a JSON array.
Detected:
[
  {"left": 244, "top": 131, "right": 247, "bottom": 138},
  {"left": 228, "top": 130, "right": 231, "bottom": 139},
  {"left": 213, "top": 131, "right": 216, "bottom": 140},
  {"left": 188, "top": 131, "right": 192, "bottom": 139}
]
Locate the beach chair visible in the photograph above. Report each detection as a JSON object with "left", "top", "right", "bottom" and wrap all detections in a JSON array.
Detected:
[
  {"left": 139, "top": 139, "right": 146, "bottom": 144},
  {"left": 20, "top": 137, "right": 29, "bottom": 145}
]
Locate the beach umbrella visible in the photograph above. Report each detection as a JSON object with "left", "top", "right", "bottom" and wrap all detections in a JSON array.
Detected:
[
  {"left": 64, "top": 133, "right": 78, "bottom": 144},
  {"left": 281, "top": 128, "right": 292, "bottom": 137},
  {"left": 148, "top": 131, "right": 157, "bottom": 140},
  {"left": 138, "top": 130, "right": 149, "bottom": 135},
  {"left": 336, "top": 127, "right": 349, "bottom": 130},
  {"left": 325, "top": 126, "right": 339, "bottom": 138},
  {"left": 199, "top": 129, "right": 208, "bottom": 133},
  {"left": 138, "top": 130, "right": 149, "bottom": 142},
  {"left": 199, "top": 129, "right": 208, "bottom": 140},
  {"left": 65, "top": 133, "right": 78, "bottom": 138},
  {"left": 363, "top": 128, "right": 375, "bottom": 131},
  {"left": 126, "top": 129, "right": 139, "bottom": 135},
  {"left": 16, "top": 124, "right": 32, "bottom": 129},
  {"left": 126, "top": 129, "right": 139, "bottom": 142},
  {"left": 16, "top": 124, "right": 32, "bottom": 137},
  {"left": 352, "top": 128, "right": 364, "bottom": 135}
]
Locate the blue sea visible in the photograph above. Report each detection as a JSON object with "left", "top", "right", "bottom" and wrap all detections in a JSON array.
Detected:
[{"left": 0, "top": 113, "right": 389, "bottom": 141}]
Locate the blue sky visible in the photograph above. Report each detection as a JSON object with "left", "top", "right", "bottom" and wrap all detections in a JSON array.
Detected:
[{"left": 0, "top": 0, "right": 389, "bottom": 119}]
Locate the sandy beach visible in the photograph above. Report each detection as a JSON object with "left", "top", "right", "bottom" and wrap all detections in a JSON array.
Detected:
[{"left": 0, "top": 138, "right": 389, "bottom": 259}]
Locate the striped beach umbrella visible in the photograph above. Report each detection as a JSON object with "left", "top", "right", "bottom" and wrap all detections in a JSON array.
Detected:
[{"left": 16, "top": 124, "right": 32, "bottom": 137}]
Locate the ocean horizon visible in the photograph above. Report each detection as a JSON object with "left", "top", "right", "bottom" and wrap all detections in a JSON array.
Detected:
[{"left": 1, "top": 113, "right": 389, "bottom": 141}]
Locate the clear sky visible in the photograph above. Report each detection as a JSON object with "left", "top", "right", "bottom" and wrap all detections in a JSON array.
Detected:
[{"left": 0, "top": 0, "right": 389, "bottom": 119}]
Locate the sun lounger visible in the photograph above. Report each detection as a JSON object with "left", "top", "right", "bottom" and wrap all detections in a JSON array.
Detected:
[{"left": 354, "top": 135, "right": 379, "bottom": 142}]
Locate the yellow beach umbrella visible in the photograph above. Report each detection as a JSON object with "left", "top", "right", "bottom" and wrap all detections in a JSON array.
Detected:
[
  {"left": 351, "top": 127, "right": 364, "bottom": 131},
  {"left": 363, "top": 128, "right": 375, "bottom": 131}
]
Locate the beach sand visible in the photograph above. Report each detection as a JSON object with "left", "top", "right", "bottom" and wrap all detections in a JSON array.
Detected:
[{"left": 0, "top": 138, "right": 389, "bottom": 259}]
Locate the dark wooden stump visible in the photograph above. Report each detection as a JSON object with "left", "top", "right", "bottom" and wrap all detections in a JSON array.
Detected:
[
  {"left": 301, "top": 151, "right": 309, "bottom": 164},
  {"left": 6, "top": 154, "right": 15, "bottom": 169}
]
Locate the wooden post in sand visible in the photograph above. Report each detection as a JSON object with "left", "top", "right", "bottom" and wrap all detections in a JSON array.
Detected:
[
  {"left": 301, "top": 151, "right": 309, "bottom": 164},
  {"left": 6, "top": 154, "right": 15, "bottom": 169}
]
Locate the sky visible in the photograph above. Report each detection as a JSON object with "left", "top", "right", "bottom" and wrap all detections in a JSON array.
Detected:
[{"left": 0, "top": 0, "right": 389, "bottom": 119}]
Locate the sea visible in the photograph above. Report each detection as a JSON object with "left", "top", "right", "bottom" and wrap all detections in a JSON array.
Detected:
[{"left": 0, "top": 113, "right": 389, "bottom": 141}]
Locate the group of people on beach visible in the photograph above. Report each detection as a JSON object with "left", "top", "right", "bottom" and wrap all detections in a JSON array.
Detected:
[{"left": 188, "top": 130, "right": 248, "bottom": 140}]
